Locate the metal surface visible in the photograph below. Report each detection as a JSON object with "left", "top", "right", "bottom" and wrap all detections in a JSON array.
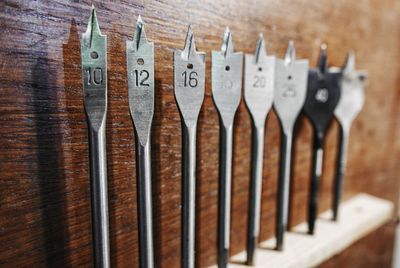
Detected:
[
  {"left": 80, "top": 6, "right": 110, "bottom": 268},
  {"left": 302, "top": 45, "right": 341, "bottom": 235},
  {"left": 174, "top": 26, "right": 205, "bottom": 268},
  {"left": 211, "top": 27, "right": 243, "bottom": 268},
  {"left": 332, "top": 52, "right": 366, "bottom": 221},
  {"left": 126, "top": 16, "right": 155, "bottom": 268},
  {"left": 243, "top": 34, "right": 275, "bottom": 265},
  {"left": 273, "top": 41, "right": 308, "bottom": 250}
]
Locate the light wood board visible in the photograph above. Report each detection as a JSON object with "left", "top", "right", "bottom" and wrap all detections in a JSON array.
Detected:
[{"left": 222, "top": 194, "right": 394, "bottom": 268}]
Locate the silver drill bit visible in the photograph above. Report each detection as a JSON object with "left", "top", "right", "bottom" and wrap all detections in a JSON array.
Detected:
[
  {"left": 273, "top": 41, "right": 308, "bottom": 250},
  {"left": 303, "top": 45, "right": 341, "bottom": 235},
  {"left": 211, "top": 27, "right": 243, "bottom": 268},
  {"left": 80, "top": 6, "right": 110, "bottom": 268},
  {"left": 126, "top": 16, "right": 155, "bottom": 268},
  {"left": 243, "top": 34, "right": 275, "bottom": 266},
  {"left": 174, "top": 26, "right": 206, "bottom": 268},
  {"left": 333, "top": 52, "right": 366, "bottom": 221}
]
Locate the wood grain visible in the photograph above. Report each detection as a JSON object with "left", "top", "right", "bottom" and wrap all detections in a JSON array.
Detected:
[{"left": 0, "top": 0, "right": 399, "bottom": 267}]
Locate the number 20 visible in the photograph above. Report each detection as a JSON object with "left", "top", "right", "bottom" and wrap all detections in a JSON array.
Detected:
[{"left": 253, "top": 75, "right": 266, "bottom": 88}]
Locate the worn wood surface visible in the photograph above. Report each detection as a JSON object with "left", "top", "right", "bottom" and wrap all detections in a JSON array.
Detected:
[{"left": 0, "top": 0, "right": 399, "bottom": 267}]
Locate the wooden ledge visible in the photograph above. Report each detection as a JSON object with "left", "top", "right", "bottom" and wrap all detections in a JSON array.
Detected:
[{"left": 218, "top": 193, "right": 394, "bottom": 268}]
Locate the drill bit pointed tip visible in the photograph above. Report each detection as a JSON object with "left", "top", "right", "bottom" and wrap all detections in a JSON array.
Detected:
[
  {"left": 182, "top": 25, "right": 198, "bottom": 61},
  {"left": 254, "top": 33, "right": 267, "bottom": 64},
  {"left": 137, "top": 14, "right": 143, "bottom": 23},
  {"left": 343, "top": 51, "right": 356, "bottom": 72},
  {"left": 132, "top": 15, "right": 149, "bottom": 51},
  {"left": 317, "top": 43, "right": 328, "bottom": 73},
  {"left": 82, "top": 5, "right": 103, "bottom": 48},
  {"left": 284, "top": 40, "right": 296, "bottom": 65},
  {"left": 221, "top": 26, "right": 234, "bottom": 57}
]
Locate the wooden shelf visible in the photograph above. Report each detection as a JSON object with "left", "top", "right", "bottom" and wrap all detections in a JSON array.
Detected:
[{"left": 222, "top": 194, "right": 394, "bottom": 268}]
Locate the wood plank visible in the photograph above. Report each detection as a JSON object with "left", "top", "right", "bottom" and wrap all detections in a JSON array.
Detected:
[{"left": 226, "top": 194, "right": 394, "bottom": 268}]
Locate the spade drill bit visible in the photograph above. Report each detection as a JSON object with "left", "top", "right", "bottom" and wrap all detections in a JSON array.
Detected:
[
  {"left": 303, "top": 45, "right": 341, "bottom": 235},
  {"left": 174, "top": 26, "right": 206, "bottom": 268},
  {"left": 243, "top": 34, "right": 275, "bottom": 266},
  {"left": 273, "top": 41, "right": 308, "bottom": 250},
  {"left": 333, "top": 53, "right": 366, "bottom": 221},
  {"left": 211, "top": 27, "right": 243, "bottom": 268},
  {"left": 80, "top": 6, "right": 110, "bottom": 268},
  {"left": 126, "top": 16, "right": 155, "bottom": 268}
]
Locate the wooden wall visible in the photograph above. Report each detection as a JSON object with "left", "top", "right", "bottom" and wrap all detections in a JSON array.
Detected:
[{"left": 1, "top": 0, "right": 400, "bottom": 267}]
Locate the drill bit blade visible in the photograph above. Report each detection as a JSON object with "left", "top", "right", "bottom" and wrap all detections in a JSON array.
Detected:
[
  {"left": 81, "top": 6, "right": 107, "bottom": 130},
  {"left": 127, "top": 16, "right": 154, "bottom": 145},
  {"left": 212, "top": 28, "right": 243, "bottom": 268},
  {"left": 244, "top": 33, "right": 274, "bottom": 127},
  {"left": 334, "top": 52, "right": 366, "bottom": 129},
  {"left": 212, "top": 27, "right": 242, "bottom": 125},
  {"left": 82, "top": 6, "right": 103, "bottom": 48},
  {"left": 127, "top": 16, "right": 155, "bottom": 268},
  {"left": 80, "top": 6, "right": 110, "bottom": 268},
  {"left": 174, "top": 25, "right": 206, "bottom": 125},
  {"left": 274, "top": 41, "right": 308, "bottom": 132}
]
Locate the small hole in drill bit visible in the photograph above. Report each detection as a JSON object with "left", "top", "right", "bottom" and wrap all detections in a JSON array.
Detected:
[
  {"left": 225, "top": 66, "right": 230, "bottom": 71},
  {"left": 288, "top": 75, "right": 292, "bottom": 80},
  {"left": 137, "top": 58, "right": 145, "bottom": 65},
  {"left": 258, "top": 67, "right": 262, "bottom": 72},
  {"left": 91, "top": 51, "right": 99, "bottom": 59},
  {"left": 187, "top": 63, "right": 193, "bottom": 69}
]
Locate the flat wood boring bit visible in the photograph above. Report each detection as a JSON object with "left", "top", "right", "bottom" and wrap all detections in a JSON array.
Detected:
[
  {"left": 80, "top": 6, "right": 110, "bottom": 268},
  {"left": 174, "top": 26, "right": 205, "bottom": 268},
  {"left": 126, "top": 16, "right": 155, "bottom": 268},
  {"left": 303, "top": 45, "right": 341, "bottom": 235},
  {"left": 333, "top": 52, "right": 366, "bottom": 221},
  {"left": 211, "top": 27, "right": 243, "bottom": 268},
  {"left": 273, "top": 41, "right": 308, "bottom": 250},
  {"left": 243, "top": 34, "right": 275, "bottom": 266}
]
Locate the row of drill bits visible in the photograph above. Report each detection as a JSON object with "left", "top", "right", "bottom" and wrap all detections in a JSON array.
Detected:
[{"left": 80, "top": 7, "right": 366, "bottom": 268}]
